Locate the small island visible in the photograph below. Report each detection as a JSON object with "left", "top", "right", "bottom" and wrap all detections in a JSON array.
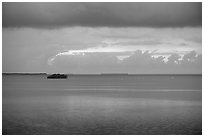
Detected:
[{"left": 47, "top": 74, "right": 67, "bottom": 79}]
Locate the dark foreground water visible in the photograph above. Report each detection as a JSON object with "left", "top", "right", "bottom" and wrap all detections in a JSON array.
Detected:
[{"left": 2, "top": 74, "right": 202, "bottom": 135}]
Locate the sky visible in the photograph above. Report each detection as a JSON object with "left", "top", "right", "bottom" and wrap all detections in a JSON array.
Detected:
[{"left": 2, "top": 2, "right": 202, "bottom": 74}]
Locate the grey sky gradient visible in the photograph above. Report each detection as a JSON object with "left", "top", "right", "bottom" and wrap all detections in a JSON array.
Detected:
[
  {"left": 2, "top": 3, "right": 202, "bottom": 74},
  {"left": 3, "top": 27, "right": 202, "bottom": 74},
  {"left": 3, "top": 2, "right": 202, "bottom": 28}
]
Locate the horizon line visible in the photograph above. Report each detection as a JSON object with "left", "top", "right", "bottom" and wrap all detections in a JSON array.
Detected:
[{"left": 2, "top": 72, "right": 202, "bottom": 75}]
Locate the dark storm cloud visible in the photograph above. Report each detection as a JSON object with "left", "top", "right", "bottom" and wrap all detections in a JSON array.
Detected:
[{"left": 2, "top": 2, "right": 201, "bottom": 28}]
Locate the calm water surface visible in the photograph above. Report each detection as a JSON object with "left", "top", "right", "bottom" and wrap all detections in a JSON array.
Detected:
[{"left": 2, "top": 75, "right": 202, "bottom": 135}]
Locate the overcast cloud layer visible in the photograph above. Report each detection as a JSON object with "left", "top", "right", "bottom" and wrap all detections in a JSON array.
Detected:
[
  {"left": 3, "top": 2, "right": 202, "bottom": 28},
  {"left": 2, "top": 2, "right": 202, "bottom": 74},
  {"left": 3, "top": 27, "right": 202, "bottom": 74}
]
